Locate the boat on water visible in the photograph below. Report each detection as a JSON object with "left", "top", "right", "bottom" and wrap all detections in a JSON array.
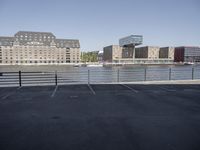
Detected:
[
  {"left": 183, "top": 62, "right": 194, "bottom": 65},
  {"left": 73, "top": 64, "right": 81, "bottom": 67},
  {"left": 87, "top": 64, "right": 103, "bottom": 67}
]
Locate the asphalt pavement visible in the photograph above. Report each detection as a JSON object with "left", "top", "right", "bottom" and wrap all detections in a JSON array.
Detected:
[{"left": 0, "top": 84, "right": 200, "bottom": 150}]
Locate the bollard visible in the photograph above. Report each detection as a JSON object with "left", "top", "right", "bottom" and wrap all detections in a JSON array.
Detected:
[
  {"left": 88, "top": 70, "right": 90, "bottom": 85},
  {"left": 169, "top": 68, "right": 171, "bottom": 80},
  {"left": 192, "top": 67, "right": 194, "bottom": 80},
  {"left": 19, "top": 71, "right": 22, "bottom": 87},
  {"left": 117, "top": 69, "right": 119, "bottom": 82},
  {"left": 144, "top": 68, "right": 147, "bottom": 81},
  {"left": 55, "top": 71, "right": 57, "bottom": 86}
]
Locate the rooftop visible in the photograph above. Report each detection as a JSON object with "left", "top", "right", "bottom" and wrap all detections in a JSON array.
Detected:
[{"left": 0, "top": 31, "right": 80, "bottom": 48}]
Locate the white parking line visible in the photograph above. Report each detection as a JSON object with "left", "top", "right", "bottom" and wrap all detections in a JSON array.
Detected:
[
  {"left": 1, "top": 93, "right": 14, "bottom": 100},
  {"left": 159, "top": 86, "right": 176, "bottom": 92},
  {"left": 87, "top": 84, "right": 96, "bottom": 95},
  {"left": 183, "top": 89, "right": 196, "bottom": 92},
  {"left": 121, "top": 84, "right": 138, "bottom": 93},
  {"left": 51, "top": 86, "right": 58, "bottom": 98},
  {"left": 17, "top": 86, "right": 22, "bottom": 90},
  {"left": 1, "top": 87, "right": 21, "bottom": 100}
]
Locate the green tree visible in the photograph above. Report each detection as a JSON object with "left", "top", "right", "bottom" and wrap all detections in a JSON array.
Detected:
[{"left": 81, "top": 51, "right": 98, "bottom": 62}]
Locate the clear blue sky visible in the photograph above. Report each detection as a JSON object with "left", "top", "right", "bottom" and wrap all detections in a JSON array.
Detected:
[{"left": 0, "top": 0, "right": 199, "bottom": 51}]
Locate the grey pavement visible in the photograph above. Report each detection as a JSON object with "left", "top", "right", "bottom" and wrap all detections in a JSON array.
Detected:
[{"left": 0, "top": 84, "right": 200, "bottom": 150}]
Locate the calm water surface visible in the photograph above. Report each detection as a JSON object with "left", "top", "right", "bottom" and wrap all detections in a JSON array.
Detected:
[{"left": 0, "top": 65, "right": 200, "bottom": 83}]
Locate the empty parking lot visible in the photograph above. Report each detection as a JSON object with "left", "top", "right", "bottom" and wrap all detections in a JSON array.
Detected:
[{"left": 0, "top": 84, "right": 200, "bottom": 150}]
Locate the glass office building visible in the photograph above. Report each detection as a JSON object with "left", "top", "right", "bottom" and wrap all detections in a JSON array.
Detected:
[
  {"left": 119, "top": 35, "right": 143, "bottom": 60},
  {"left": 119, "top": 35, "right": 143, "bottom": 47},
  {"left": 174, "top": 46, "right": 200, "bottom": 62}
]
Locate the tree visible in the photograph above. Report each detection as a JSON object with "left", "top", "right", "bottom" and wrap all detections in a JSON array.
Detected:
[{"left": 81, "top": 51, "right": 98, "bottom": 62}]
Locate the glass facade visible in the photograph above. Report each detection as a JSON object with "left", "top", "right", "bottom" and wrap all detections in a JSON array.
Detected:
[{"left": 119, "top": 35, "right": 143, "bottom": 46}]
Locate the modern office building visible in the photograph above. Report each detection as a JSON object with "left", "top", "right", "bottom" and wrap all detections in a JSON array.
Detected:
[
  {"left": 102, "top": 35, "right": 200, "bottom": 64},
  {"left": 119, "top": 35, "right": 143, "bottom": 60},
  {"left": 159, "top": 47, "right": 174, "bottom": 60},
  {"left": 102, "top": 45, "right": 175, "bottom": 63},
  {"left": 103, "top": 45, "right": 122, "bottom": 62},
  {"left": 0, "top": 31, "right": 80, "bottom": 65},
  {"left": 135, "top": 46, "right": 148, "bottom": 59},
  {"left": 103, "top": 35, "right": 143, "bottom": 63},
  {"left": 134, "top": 46, "right": 160, "bottom": 63},
  {"left": 135, "top": 46, "right": 160, "bottom": 59},
  {"left": 97, "top": 51, "right": 103, "bottom": 62},
  {"left": 134, "top": 46, "right": 175, "bottom": 63},
  {"left": 174, "top": 46, "right": 200, "bottom": 62}
]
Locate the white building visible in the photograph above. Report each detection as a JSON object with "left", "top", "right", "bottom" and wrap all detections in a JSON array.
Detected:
[{"left": 0, "top": 31, "right": 80, "bottom": 65}]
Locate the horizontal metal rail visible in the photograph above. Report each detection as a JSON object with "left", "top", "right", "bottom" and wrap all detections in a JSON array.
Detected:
[{"left": 0, "top": 67, "right": 199, "bottom": 87}]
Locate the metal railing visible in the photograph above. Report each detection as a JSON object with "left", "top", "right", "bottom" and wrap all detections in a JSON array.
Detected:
[{"left": 0, "top": 67, "right": 200, "bottom": 87}]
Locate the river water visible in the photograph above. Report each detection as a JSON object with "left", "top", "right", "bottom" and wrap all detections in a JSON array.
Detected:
[
  {"left": 0, "top": 65, "right": 200, "bottom": 85},
  {"left": 0, "top": 64, "right": 199, "bottom": 72}
]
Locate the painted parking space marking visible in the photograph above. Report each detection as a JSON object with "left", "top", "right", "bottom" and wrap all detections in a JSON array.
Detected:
[
  {"left": 51, "top": 86, "right": 58, "bottom": 98},
  {"left": 183, "top": 88, "right": 199, "bottom": 92},
  {"left": 159, "top": 86, "right": 176, "bottom": 92},
  {"left": 1, "top": 87, "right": 21, "bottom": 100},
  {"left": 121, "top": 84, "right": 138, "bottom": 93},
  {"left": 17, "top": 86, "right": 22, "bottom": 90},
  {"left": 87, "top": 84, "right": 96, "bottom": 95},
  {"left": 0, "top": 88, "right": 10, "bottom": 97}
]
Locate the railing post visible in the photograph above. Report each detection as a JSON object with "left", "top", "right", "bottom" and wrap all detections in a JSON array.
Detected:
[
  {"left": 88, "top": 70, "right": 90, "bottom": 85},
  {"left": 192, "top": 67, "right": 194, "bottom": 80},
  {"left": 19, "top": 71, "right": 22, "bottom": 87},
  {"left": 169, "top": 68, "right": 171, "bottom": 80},
  {"left": 55, "top": 71, "right": 57, "bottom": 86},
  {"left": 117, "top": 69, "right": 119, "bottom": 82},
  {"left": 144, "top": 68, "right": 147, "bottom": 81}
]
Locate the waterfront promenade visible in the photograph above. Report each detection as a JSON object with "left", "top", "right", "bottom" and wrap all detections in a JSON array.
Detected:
[{"left": 0, "top": 83, "right": 200, "bottom": 150}]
